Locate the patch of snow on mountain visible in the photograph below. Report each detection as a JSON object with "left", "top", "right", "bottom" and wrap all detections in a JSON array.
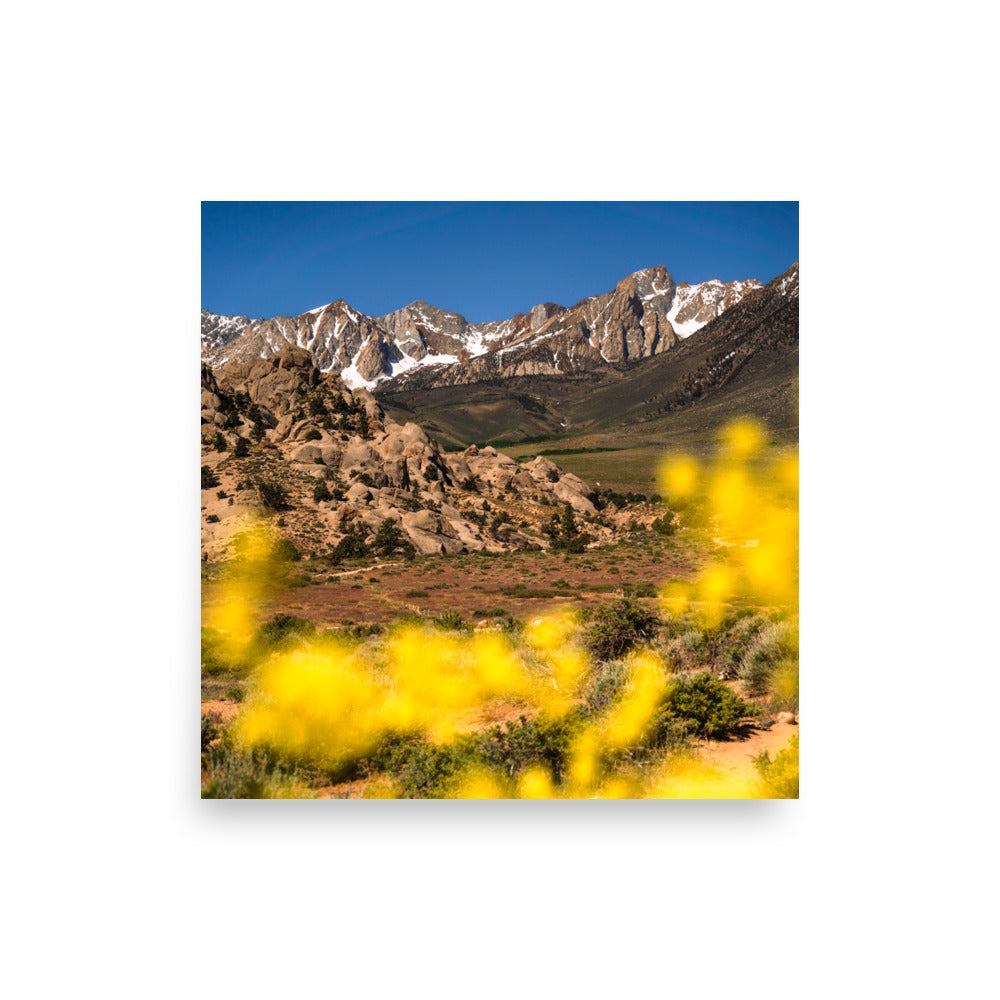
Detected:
[
  {"left": 340, "top": 344, "right": 376, "bottom": 390},
  {"left": 461, "top": 325, "right": 491, "bottom": 357},
  {"left": 420, "top": 352, "right": 459, "bottom": 367},
  {"left": 665, "top": 287, "right": 707, "bottom": 339},
  {"left": 388, "top": 354, "right": 419, "bottom": 378},
  {"left": 777, "top": 266, "right": 799, "bottom": 298}
]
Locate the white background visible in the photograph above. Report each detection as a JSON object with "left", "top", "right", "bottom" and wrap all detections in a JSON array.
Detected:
[{"left": 4, "top": 2, "right": 996, "bottom": 997}]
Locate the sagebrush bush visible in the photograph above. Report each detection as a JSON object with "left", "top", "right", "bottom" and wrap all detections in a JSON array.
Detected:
[
  {"left": 202, "top": 748, "right": 309, "bottom": 799},
  {"left": 583, "top": 659, "right": 630, "bottom": 713},
  {"left": 584, "top": 598, "right": 660, "bottom": 660},
  {"left": 738, "top": 620, "right": 798, "bottom": 699}
]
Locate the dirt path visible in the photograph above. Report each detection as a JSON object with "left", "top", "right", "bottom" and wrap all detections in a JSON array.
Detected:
[
  {"left": 695, "top": 719, "right": 798, "bottom": 784},
  {"left": 328, "top": 560, "right": 402, "bottom": 578}
]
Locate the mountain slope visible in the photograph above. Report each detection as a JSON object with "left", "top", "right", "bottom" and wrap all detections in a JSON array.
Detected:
[{"left": 376, "top": 261, "right": 799, "bottom": 450}]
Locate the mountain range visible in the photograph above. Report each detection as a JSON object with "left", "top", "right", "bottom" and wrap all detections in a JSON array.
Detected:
[{"left": 202, "top": 266, "right": 766, "bottom": 391}]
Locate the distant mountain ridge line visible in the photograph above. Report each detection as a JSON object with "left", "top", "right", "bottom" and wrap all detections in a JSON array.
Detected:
[{"left": 202, "top": 263, "right": 797, "bottom": 392}]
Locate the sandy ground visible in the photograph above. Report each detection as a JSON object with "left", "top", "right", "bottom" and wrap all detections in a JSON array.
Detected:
[{"left": 694, "top": 718, "right": 798, "bottom": 784}]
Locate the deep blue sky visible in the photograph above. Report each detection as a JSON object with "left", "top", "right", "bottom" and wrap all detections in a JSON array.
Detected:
[{"left": 202, "top": 202, "right": 798, "bottom": 322}]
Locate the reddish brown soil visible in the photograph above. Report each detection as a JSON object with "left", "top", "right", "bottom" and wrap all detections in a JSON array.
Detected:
[{"left": 202, "top": 539, "right": 701, "bottom": 630}]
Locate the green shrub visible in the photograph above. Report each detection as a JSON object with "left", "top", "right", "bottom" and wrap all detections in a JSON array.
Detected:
[
  {"left": 206, "top": 513, "right": 220, "bottom": 523},
  {"left": 584, "top": 598, "right": 660, "bottom": 660},
  {"left": 434, "top": 611, "right": 471, "bottom": 633},
  {"left": 201, "top": 466, "right": 220, "bottom": 489},
  {"left": 273, "top": 537, "right": 301, "bottom": 562},
  {"left": 369, "top": 735, "right": 480, "bottom": 799},
  {"left": 216, "top": 490, "right": 227, "bottom": 500},
  {"left": 233, "top": 436, "right": 251, "bottom": 458},
  {"left": 252, "top": 613, "right": 315, "bottom": 652},
  {"left": 304, "top": 428, "right": 322, "bottom": 442},
  {"left": 646, "top": 672, "right": 756, "bottom": 745},
  {"left": 312, "top": 481, "right": 333, "bottom": 503},
  {"left": 478, "top": 711, "right": 588, "bottom": 782},
  {"left": 212, "top": 432, "right": 227, "bottom": 452},
  {"left": 257, "top": 480, "right": 289, "bottom": 510},
  {"left": 330, "top": 530, "right": 369, "bottom": 562}
]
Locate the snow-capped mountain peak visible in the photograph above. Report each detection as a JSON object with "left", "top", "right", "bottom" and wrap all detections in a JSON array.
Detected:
[{"left": 202, "top": 266, "right": 769, "bottom": 390}]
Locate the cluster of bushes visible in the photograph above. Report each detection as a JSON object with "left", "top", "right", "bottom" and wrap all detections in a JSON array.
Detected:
[
  {"left": 351, "top": 665, "right": 756, "bottom": 798},
  {"left": 592, "top": 488, "right": 657, "bottom": 511},
  {"left": 325, "top": 519, "right": 416, "bottom": 565},
  {"left": 201, "top": 593, "right": 790, "bottom": 797},
  {"left": 650, "top": 514, "right": 676, "bottom": 536},
  {"left": 360, "top": 710, "right": 590, "bottom": 798}
]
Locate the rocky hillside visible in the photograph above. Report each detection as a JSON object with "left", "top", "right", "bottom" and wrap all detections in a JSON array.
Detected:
[
  {"left": 201, "top": 346, "right": 662, "bottom": 563},
  {"left": 201, "top": 266, "right": 763, "bottom": 391}
]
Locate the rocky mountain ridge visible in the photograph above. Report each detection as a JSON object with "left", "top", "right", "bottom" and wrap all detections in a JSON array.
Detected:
[{"left": 202, "top": 265, "right": 764, "bottom": 392}]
